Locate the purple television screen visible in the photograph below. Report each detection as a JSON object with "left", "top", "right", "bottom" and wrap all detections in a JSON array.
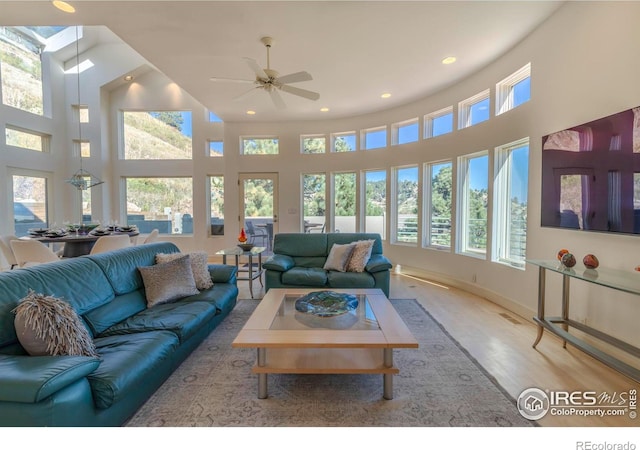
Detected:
[{"left": 541, "top": 106, "right": 640, "bottom": 234}]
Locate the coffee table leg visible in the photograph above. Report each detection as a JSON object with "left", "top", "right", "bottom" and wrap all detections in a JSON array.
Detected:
[
  {"left": 383, "top": 348, "right": 393, "bottom": 400},
  {"left": 257, "top": 348, "right": 267, "bottom": 399}
]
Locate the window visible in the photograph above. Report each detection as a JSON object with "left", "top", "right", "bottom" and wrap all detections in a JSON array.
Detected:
[
  {"left": 302, "top": 173, "right": 326, "bottom": 231},
  {"left": 496, "top": 63, "right": 531, "bottom": 115},
  {"left": 393, "top": 166, "right": 419, "bottom": 244},
  {"left": 74, "top": 140, "right": 90, "bottom": 157},
  {"left": 332, "top": 132, "right": 356, "bottom": 152},
  {"left": 209, "top": 175, "right": 224, "bottom": 235},
  {"left": 73, "top": 104, "right": 89, "bottom": 123},
  {"left": 459, "top": 90, "right": 490, "bottom": 129},
  {"left": 122, "top": 111, "right": 193, "bottom": 159},
  {"left": 208, "top": 140, "right": 223, "bottom": 157},
  {"left": 208, "top": 111, "right": 223, "bottom": 122},
  {"left": 457, "top": 152, "right": 489, "bottom": 257},
  {"left": 5, "top": 126, "right": 49, "bottom": 152},
  {"left": 424, "top": 161, "right": 452, "bottom": 249},
  {"left": 364, "top": 170, "right": 386, "bottom": 239},
  {"left": 241, "top": 137, "right": 279, "bottom": 155},
  {"left": 392, "top": 118, "right": 419, "bottom": 145},
  {"left": 302, "top": 135, "right": 326, "bottom": 154},
  {"left": 493, "top": 138, "right": 529, "bottom": 267},
  {"left": 362, "top": 126, "right": 387, "bottom": 150},
  {"left": 0, "top": 27, "right": 44, "bottom": 115},
  {"left": 13, "top": 173, "right": 49, "bottom": 237},
  {"left": 425, "top": 107, "right": 454, "bottom": 138},
  {"left": 124, "top": 177, "right": 193, "bottom": 235},
  {"left": 333, "top": 172, "right": 356, "bottom": 233}
]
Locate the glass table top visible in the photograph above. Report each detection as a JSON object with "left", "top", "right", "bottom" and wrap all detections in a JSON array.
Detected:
[
  {"left": 216, "top": 246, "right": 266, "bottom": 256},
  {"left": 527, "top": 259, "right": 640, "bottom": 296},
  {"left": 270, "top": 292, "right": 380, "bottom": 331}
]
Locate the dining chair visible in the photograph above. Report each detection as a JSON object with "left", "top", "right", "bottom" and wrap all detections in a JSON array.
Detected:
[
  {"left": 0, "top": 235, "right": 19, "bottom": 269},
  {"left": 10, "top": 240, "right": 61, "bottom": 268},
  {"left": 142, "top": 228, "right": 160, "bottom": 244},
  {"left": 90, "top": 234, "right": 132, "bottom": 254},
  {"left": 245, "top": 220, "right": 268, "bottom": 246}
]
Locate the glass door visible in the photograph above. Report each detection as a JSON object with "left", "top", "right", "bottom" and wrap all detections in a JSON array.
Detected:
[{"left": 239, "top": 173, "right": 278, "bottom": 251}]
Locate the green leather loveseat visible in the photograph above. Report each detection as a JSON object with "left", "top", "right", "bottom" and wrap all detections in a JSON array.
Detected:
[
  {"left": 264, "top": 233, "right": 392, "bottom": 297},
  {"left": 0, "top": 242, "right": 238, "bottom": 427}
]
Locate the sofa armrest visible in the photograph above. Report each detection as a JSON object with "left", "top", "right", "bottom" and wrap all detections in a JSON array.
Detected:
[
  {"left": 365, "top": 254, "right": 393, "bottom": 273},
  {"left": 263, "top": 254, "right": 295, "bottom": 272},
  {"left": 208, "top": 264, "right": 238, "bottom": 283},
  {"left": 0, "top": 355, "right": 100, "bottom": 403}
]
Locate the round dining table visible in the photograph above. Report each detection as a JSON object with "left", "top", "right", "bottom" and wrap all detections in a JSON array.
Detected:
[{"left": 28, "top": 230, "right": 139, "bottom": 257}]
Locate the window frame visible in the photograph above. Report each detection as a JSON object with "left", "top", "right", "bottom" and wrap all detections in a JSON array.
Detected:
[
  {"left": 391, "top": 164, "right": 420, "bottom": 246},
  {"left": 5, "top": 125, "right": 50, "bottom": 153},
  {"left": 492, "top": 138, "right": 529, "bottom": 268},
  {"left": 458, "top": 90, "right": 490, "bottom": 130},
  {"left": 362, "top": 169, "right": 387, "bottom": 239},
  {"left": 331, "top": 131, "right": 357, "bottom": 153},
  {"left": 361, "top": 125, "right": 388, "bottom": 150},
  {"left": 456, "top": 150, "right": 490, "bottom": 258},
  {"left": 121, "top": 110, "right": 194, "bottom": 160},
  {"left": 496, "top": 63, "right": 531, "bottom": 116},
  {"left": 423, "top": 160, "right": 454, "bottom": 250},
  {"left": 424, "top": 106, "right": 454, "bottom": 139},
  {"left": 301, "top": 134, "right": 326, "bottom": 154},
  {"left": 240, "top": 136, "right": 279, "bottom": 155},
  {"left": 208, "top": 174, "right": 225, "bottom": 236},
  {"left": 391, "top": 118, "right": 419, "bottom": 145},
  {"left": 331, "top": 171, "right": 358, "bottom": 233}
]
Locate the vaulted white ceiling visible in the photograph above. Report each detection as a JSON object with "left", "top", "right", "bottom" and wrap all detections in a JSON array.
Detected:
[{"left": 0, "top": 1, "right": 564, "bottom": 122}]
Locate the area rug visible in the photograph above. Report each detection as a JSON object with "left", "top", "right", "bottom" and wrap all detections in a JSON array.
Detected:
[{"left": 126, "top": 299, "right": 534, "bottom": 427}]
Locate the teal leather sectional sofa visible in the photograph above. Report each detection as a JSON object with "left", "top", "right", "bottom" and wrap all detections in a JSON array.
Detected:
[
  {"left": 0, "top": 242, "right": 238, "bottom": 427},
  {"left": 264, "top": 233, "right": 392, "bottom": 297}
]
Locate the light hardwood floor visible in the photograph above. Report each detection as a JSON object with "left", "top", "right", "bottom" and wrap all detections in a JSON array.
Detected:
[{"left": 236, "top": 271, "right": 639, "bottom": 427}]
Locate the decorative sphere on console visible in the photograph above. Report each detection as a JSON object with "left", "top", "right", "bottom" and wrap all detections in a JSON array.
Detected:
[
  {"left": 561, "top": 252, "right": 576, "bottom": 268},
  {"left": 583, "top": 254, "right": 599, "bottom": 269},
  {"left": 557, "top": 248, "right": 570, "bottom": 261}
]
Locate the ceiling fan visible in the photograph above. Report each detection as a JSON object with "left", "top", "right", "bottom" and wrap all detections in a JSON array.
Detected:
[{"left": 210, "top": 36, "right": 319, "bottom": 110}]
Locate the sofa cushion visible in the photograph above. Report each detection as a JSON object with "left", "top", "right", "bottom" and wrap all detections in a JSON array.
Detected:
[
  {"left": 0, "top": 354, "right": 100, "bottom": 403},
  {"left": 89, "top": 331, "right": 179, "bottom": 409},
  {"left": 327, "top": 271, "right": 376, "bottom": 289},
  {"left": 82, "top": 290, "right": 148, "bottom": 337},
  {"left": 13, "top": 290, "right": 99, "bottom": 357},
  {"left": 156, "top": 251, "right": 213, "bottom": 290},
  {"left": 365, "top": 254, "right": 394, "bottom": 273},
  {"left": 323, "top": 243, "right": 356, "bottom": 272},
  {"left": 282, "top": 267, "right": 328, "bottom": 287},
  {"left": 273, "top": 233, "right": 328, "bottom": 257},
  {"left": 182, "top": 284, "right": 238, "bottom": 316},
  {"left": 98, "top": 301, "right": 217, "bottom": 343},
  {"left": 87, "top": 242, "right": 181, "bottom": 296},
  {"left": 263, "top": 254, "right": 295, "bottom": 272},
  {"left": 138, "top": 255, "right": 200, "bottom": 307}
]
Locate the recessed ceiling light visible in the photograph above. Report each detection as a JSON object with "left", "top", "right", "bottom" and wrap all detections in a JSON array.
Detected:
[
  {"left": 320, "top": 107, "right": 329, "bottom": 112},
  {"left": 52, "top": 1, "right": 75, "bottom": 13},
  {"left": 246, "top": 110, "right": 256, "bottom": 115},
  {"left": 124, "top": 75, "right": 134, "bottom": 82},
  {"left": 442, "top": 56, "right": 457, "bottom": 65},
  {"left": 381, "top": 93, "right": 391, "bottom": 99}
]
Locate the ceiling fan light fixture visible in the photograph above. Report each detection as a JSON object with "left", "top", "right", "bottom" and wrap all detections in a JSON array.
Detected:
[{"left": 52, "top": 1, "right": 75, "bottom": 13}]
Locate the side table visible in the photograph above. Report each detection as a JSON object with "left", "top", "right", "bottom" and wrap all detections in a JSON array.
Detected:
[{"left": 216, "top": 246, "right": 266, "bottom": 298}]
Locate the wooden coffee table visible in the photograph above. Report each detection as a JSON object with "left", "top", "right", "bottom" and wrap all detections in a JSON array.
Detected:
[{"left": 232, "top": 288, "right": 418, "bottom": 399}]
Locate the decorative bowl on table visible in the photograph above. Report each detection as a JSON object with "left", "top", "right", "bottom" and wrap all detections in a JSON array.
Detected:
[
  {"left": 237, "top": 243, "right": 254, "bottom": 251},
  {"left": 294, "top": 291, "right": 359, "bottom": 317},
  {"left": 28, "top": 228, "right": 49, "bottom": 236},
  {"left": 91, "top": 229, "right": 111, "bottom": 236},
  {"left": 117, "top": 226, "right": 135, "bottom": 232},
  {"left": 44, "top": 230, "right": 67, "bottom": 238}
]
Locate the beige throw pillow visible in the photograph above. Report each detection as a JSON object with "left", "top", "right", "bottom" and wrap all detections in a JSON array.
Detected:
[
  {"left": 323, "top": 243, "right": 356, "bottom": 272},
  {"left": 12, "top": 290, "right": 99, "bottom": 357},
  {"left": 156, "top": 251, "right": 213, "bottom": 290},
  {"left": 139, "top": 255, "right": 200, "bottom": 307},
  {"left": 346, "top": 239, "right": 375, "bottom": 273}
]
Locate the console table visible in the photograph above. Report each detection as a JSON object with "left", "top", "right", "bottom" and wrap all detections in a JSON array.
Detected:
[{"left": 527, "top": 259, "right": 640, "bottom": 382}]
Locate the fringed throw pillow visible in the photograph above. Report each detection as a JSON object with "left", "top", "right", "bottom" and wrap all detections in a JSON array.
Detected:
[
  {"left": 346, "top": 239, "right": 375, "bottom": 273},
  {"left": 12, "top": 290, "right": 99, "bottom": 357}
]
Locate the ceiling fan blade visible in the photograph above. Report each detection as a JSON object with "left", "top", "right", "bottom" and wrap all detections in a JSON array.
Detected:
[
  {"left": 275, "top": 71, "right": 313, "bottom": 85},
  {"left": 269, "top": 89, "right": 286, "bottom": 110},
  {"left": 210, "top": 77, "right": 255, "bottom": 83},
  {"left": 280, "top": 84, "right": 320, "bottom": 101},
  {"left": 242, "top": 57, "right": 267, "bottom": 80},
  {"left": 233, "top": 86, "right": 260, "bottom": 102}
]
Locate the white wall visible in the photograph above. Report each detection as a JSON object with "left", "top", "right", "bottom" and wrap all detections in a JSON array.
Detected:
[{"left": 2, "top": 3, "right": 640, "bottom": 346}]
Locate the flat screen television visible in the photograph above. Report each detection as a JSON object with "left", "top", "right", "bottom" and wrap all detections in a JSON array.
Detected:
[{"left": 541, "top": 106, "right": 640, "bottom": 234}]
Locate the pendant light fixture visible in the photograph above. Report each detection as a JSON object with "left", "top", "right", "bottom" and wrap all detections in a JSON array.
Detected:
[{"left": 65, "top": 25, "right": 104, "bottom": 191}]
